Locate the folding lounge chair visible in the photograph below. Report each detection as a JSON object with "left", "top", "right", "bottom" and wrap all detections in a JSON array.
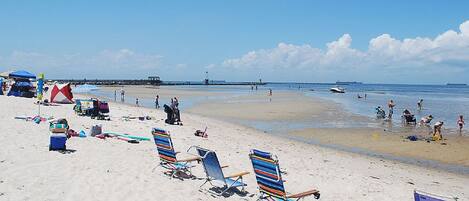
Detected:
[
  {"left": 414, "top": 190, "right": 458, "bottom": 201},
  {"left": 152, "top": 128, "right": 200, "bottom": 179},
  {"left": 193, "top": 146, "right": 250, "bottom": 196},
  {"left": 249, "top": 149, "right": 320, "bottom": 200}
]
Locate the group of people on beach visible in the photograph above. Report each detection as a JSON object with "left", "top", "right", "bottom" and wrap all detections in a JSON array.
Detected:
[{"left": 376, "top": 98, "right": 465, "bottom": 140}]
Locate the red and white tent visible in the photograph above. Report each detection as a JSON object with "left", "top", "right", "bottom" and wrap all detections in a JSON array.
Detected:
[{"left": 50, "top": 83, "right": 74, "bottom": 103}]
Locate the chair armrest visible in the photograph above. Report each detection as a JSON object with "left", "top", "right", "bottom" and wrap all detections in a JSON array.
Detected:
[
  {"left": 221, "top": 165, "right": 229, "bottom": 168},
  {"left": 175, "top": 151, "right": 181, "bottom": 155},
  {"left": 177, "top": 156, "right": 201, "bottom": 162},
  {"left": 286, "top": 189, "right": 320, "bottom": 199},
  {"left": 225, "top": 171, "right": 250, "bottom": 179}
]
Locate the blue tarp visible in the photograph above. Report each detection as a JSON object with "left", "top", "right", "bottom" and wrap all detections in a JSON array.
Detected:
[
  {"left": 15, "top": 81, "right": 33, "bottom": 87},
  {"left": 9, "top": 70, "right": 36, "bottom": 79},
  {"left": 0, "top": 79, "right": 3, "bottom": 95},
  {"left": 7, "top": 80, "right": 34, "bottom": 98}
]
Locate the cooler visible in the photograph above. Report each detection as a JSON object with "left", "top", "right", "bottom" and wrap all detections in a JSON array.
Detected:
[{"left": 50, "top": 133, "right": 67, "bottom": 150}]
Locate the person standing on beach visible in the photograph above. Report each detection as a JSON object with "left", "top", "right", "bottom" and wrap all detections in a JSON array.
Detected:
[
  {"left": 155, "top": 95, "right": 160, "bottom": 109},
  {"left": 255, "top": 85, "right": 258, "bottom": 90},
  {"left": 458, "top": 115, "right": 465, "bottom": 134},
  {"left": 417, "top": 99, "right": 423, "bottom": 110},
  {"left": 387, "top": 100, "right": 395, "bottom": 119},
  {"left": 268, "top": 88, "right": 272, "bottom": 102},
  {"left": 114, "top": 90, "right": 117, "bottom": 101},
  {"left": 120, "top": 88, "right": 125, "bottom": 102},
  {"left": 136, "top": 98, "right": 139, "bottom": 107}
]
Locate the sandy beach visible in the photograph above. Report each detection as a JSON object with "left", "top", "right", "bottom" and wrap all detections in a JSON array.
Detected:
[{"left": 1, "top": 93, "right": 468, "bottom": 200}]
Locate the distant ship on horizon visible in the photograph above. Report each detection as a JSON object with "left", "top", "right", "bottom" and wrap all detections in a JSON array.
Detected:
[
  {"left": 446, "top": 83, "right": 467, "bottom": 86},
  {"left": 335, "top": 81, "right": 363, "bottom": 85}
]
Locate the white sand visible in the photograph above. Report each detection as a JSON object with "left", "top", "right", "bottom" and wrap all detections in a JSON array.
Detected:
[{"left": 0, "top": 95, "right": 468, "bottom": 201}]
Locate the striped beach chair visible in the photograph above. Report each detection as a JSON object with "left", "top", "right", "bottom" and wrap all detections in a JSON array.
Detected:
[
  {"left": 193, "top": 146, "right": 250, "bottom": 196},
  {"left": 152, "top": 128, "right": 200, "bottom": 179},
  {"left": 249, "top": 149, "right": 320, "bottom": 200},
  {"left": 414, "top": 190, "right": 458, "bottom": 201}
]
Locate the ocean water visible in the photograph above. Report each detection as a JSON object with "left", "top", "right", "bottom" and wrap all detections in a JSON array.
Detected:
[{"left": 88, "top": 83, "right": 469, "bottom": 130}]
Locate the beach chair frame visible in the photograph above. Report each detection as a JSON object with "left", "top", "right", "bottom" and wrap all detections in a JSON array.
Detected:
[
  {"left": 190, "top": 146, "right": 249, "bottom": 196},
  {"left": 249, "top": 149, "right": 320, "bottom": 201},
  {"left": 152, "top": 128, "right": 199, "bottom": 179}
]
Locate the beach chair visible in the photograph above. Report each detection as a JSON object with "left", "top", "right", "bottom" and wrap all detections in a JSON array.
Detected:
[
  {"left": 193, "top": 146, "right": 249, "bottom": 196},
  {"left": 414, "top": 190, "right": 458, "bottom": 201},
  {"left": 152, "top": 128, "right": 200, "bottom": 179},
  {"left": 249, "top": 149, "right": 320, "bottom": 200}
]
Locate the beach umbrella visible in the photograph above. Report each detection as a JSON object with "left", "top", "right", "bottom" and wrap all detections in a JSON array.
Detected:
[
  {"left": 0, "top": 70, "right": 14, "bottom": 78},
  {"left": 9, "top": 70, "right": 36, "bottom": 79}
]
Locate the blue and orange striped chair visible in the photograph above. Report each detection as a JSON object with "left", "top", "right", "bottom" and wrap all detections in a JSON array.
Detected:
[
  {"left": 152, "top": 128, "right": 200, "bottom": 179},
  {"left": 249, "top": 149, "right": 320, "bottom": 200}
]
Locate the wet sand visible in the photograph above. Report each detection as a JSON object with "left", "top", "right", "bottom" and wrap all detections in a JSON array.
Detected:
[
  {"left": 187, "top": 91, "right": 369, "bottom": 122},
  {"left": 291, "top": 128, "right": 469, "bottom": 168},
  {"left": 99, "top": 85, "right": 234, "bottom": 99}
]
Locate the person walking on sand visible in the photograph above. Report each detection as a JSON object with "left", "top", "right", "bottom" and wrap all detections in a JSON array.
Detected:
[
  {"left": 458, "top": 115, "right": 465, "bottom": 133},
  {"left": 387, "top": 100, "right": 395, "bottom": 119},
  {"left": 433, "top": 121, "right": 444, "bottom": 141},
  {"left": 155, "top": 95, "right": 160, "bottom": 109},
  {"left": 417, "top": 99, "right": 423, "bottom": 110},
  {"left": 136, "top": 98, "right": 139, "bottom": 107}
]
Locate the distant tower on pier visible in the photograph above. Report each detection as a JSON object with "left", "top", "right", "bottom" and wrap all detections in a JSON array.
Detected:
[{"left": 204, "top": 71, "right": 209, "bottom": 85}]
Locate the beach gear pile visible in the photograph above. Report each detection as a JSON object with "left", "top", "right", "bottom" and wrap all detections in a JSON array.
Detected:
[
  {"left": 14, "top": 115, "right": 55, "bottom": 125},
  {"left": 74, "top": 98, "right": 110, "bottom": 120},
  {"left": 49, "top": 118, "right": 70, "bottom": 151}
]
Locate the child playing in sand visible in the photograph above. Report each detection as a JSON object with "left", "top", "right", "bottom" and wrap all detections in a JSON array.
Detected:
[
  {"left": 433, "top": 121, "right": 444, "bottom": 141},
  {"left": 458, "top": 115, "right": 465, "bottom": 133}
]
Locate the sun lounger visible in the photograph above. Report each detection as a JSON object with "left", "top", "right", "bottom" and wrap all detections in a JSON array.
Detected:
[
  {"left": 414, "top": 190, "right": 457, "bottom": 201},
  {"left": 152, "top": 128, "right": 200, "bottom": 179},
  {"left": 249, "top": 149, "right": 320, "bottom": 200},
  {"left": 192, "top": 146, "right": 249, "bottom": 196}
]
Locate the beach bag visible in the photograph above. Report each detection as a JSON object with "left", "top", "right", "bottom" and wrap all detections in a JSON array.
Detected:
[
  {"left": 50, "top": 119, "right": 69, "bottom": 133},
  {"left": 90, "top": 124, "right": 102, "bottom": 137}
]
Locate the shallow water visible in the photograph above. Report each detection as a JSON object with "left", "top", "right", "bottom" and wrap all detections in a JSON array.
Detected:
[{"left": 88, "top": 83, "right": 469, "bottom": 132}]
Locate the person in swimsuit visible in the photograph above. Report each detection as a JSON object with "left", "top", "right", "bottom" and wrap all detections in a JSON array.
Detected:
[{"left": 458, "top": 115, "right": 465, "bottom": 133}]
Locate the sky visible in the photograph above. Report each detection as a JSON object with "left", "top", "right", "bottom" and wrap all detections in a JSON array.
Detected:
[{"left": 0, "top": 0, "right": 468, "bottom": 84}]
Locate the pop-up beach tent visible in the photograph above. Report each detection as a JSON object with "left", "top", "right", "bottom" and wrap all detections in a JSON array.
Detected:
[{"left": 50, "top": 83, "right": 74, "bottom": 103}]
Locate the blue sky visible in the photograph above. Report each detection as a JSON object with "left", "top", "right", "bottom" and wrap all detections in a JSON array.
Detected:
[{"left": 0, "top": 0, "right": 468, "bottom": 83}]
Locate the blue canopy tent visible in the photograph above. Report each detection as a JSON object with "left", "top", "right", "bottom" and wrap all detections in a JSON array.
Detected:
[{"left": 9, "top": 70, "right": 36, "bottom": 79}]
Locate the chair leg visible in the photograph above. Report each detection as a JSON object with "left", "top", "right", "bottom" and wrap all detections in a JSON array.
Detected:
[{"left": 200, "top": 179, "right": 209, "bottom": 188}]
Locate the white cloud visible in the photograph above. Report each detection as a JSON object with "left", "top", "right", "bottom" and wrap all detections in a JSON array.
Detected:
[{"left": 221, "top": 20, "right": 469, "bottom": 83}]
